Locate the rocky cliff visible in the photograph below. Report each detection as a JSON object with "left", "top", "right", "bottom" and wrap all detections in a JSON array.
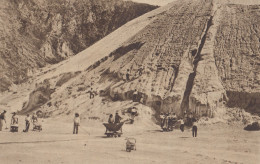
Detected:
[
  {"left": 0, "top": 0, "right": 157, "bottom": 91},
  {"left": 3, "top": 0, "right": 260, "bottom": 120},
  {"left": 213, "top": 4, "right": 260, "bottom": 114}
]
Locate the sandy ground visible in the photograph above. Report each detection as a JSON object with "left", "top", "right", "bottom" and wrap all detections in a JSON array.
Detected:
[{"left": 0, "top": 118, "right": 259, "bottom": 164}]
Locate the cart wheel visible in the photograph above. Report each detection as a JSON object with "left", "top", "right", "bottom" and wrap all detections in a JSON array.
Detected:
[
  {"left": 118, "top": 134, "right": 121, "bottom": 137},
  {"left": 114, "top": 134, "right": 117, "bottom": 138},
  {"left": 126, "top": 148, "right": 130, "bottom": 152}
]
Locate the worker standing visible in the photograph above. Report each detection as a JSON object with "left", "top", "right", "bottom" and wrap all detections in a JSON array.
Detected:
[
  {"left": 11, "top": 112, "right": 19, "bottom": 132},
  {"left": 192, "top": 117, "right": 198, "bottom": 137},
  {"left": 133, "top": 89, "right": 138, "bottom": 102},
  {"left": 0, "top": 110, "right": 7, "bottom": 131},
  {"left": 126, "top": 69, "right": 130, "bottom": 81},
  {"left": 89, "top": 88, "right": 95, "bottom": 99},
  {"left": 23, "top": 114, "right": 31, "bottom": 132},
  {"left": 115, "top": 112, "right": 122, "bottom": 124},
  {"left": 73, "top": 113, "right": 80, "bottom": 134},
  {"left": 159, "top": 112, "right": 164, "bottom": 128},
  {"left": 179, "top": 118, "right": 184, "bottom": 132}
]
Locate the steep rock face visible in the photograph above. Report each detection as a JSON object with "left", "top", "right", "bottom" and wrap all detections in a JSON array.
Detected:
[
  {"left": 213, "top": 4, "right": 260, "bottom": 114},
  {"left": 36, "top": 0, "right": 215, "bottom": 117},
  {"left": 18, "top": 0, "right": 260, "bottom": 118},
  {"left": 187, "top": 3, "right": 226, "bottom": 118},
  {"left": 79, "top": 0, "right": 259, "bottom": 116},
  {"left": 87, "top": 0, "right": 216, "bottom": 117},
  {"left": 0, "top": 0, "right": 157, "bottom": 91}
]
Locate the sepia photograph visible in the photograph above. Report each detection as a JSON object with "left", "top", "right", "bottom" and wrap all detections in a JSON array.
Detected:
[{"left": 0, "top": 0, "right": 259, "bottom": 163}]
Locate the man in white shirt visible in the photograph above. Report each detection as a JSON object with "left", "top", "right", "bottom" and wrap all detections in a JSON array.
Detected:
[
  {"left": 192, "top": 119, "right": 198, "bottom": 137},
  {"left": 179, "top": 119, "right": 185, "bottom": 132},
  {"left": 73, "top": 113, "right": 80, "bottom": 134}
]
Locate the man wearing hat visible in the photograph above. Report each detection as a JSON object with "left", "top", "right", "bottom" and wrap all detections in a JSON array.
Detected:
[{"left": 0, "top": 110, "right": 7, "bottom": 131}]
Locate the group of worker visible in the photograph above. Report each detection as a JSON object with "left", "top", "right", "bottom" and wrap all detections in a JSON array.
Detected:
[
  {"left": 73, "top": 111, "right": 123, "bottom": 135},
  {"left": 160, "top": 111, "right": 198, "bottom": 137},
  {"left": 23, "top": 113, "right": 39, "bottom": 132},
  {"left": 0, "top": 110, "right": 39, "bottom": 133},
  {"left": 160, "top": 112, "right": 178, "bottom": 131}
]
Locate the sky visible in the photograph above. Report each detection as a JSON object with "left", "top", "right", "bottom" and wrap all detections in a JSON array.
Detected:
[
  {"left": 127, "top": 0, "right": 260, "bottom": 6},
  {"left": 125, "top": 0, "right": 176, "bottom": 6}
]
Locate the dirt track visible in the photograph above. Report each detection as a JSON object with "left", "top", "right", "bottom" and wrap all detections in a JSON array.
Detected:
[{"left": 0, "top": 119, "right": 259, "bottom": 164}]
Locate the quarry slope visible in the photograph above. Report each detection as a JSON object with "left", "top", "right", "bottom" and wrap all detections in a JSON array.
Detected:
[
  {"left": 1, "top": 0, "right": 259, "bottom": 122},
  {"left": 0, "top": 1, "right": 260, "bottom": 164},
  {"left": 0, "top": 0, "right": 157, "bottom": 92}
]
